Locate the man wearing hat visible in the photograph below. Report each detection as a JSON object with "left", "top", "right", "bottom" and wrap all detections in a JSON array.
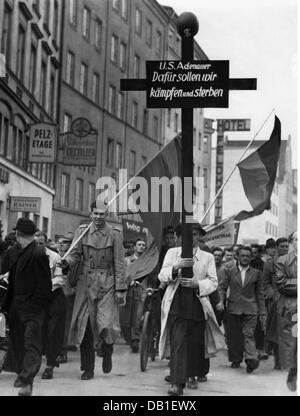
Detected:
[
  {"left": 2, "top": 218, "right": 52, "bottom": 396},
  {"left": 158, "top": 221, "right": 224, "bottom": 396},
  {"left": 60, "top": 200, "right": 127, "bottom": 379}
]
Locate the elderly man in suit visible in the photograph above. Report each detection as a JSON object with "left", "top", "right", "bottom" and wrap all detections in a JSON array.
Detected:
[
  {"left": 158, "top": 222, "right": 225, "bottom": 396},
  {"left": 219, "top": 245, "right": 266, "bottom": 373}
]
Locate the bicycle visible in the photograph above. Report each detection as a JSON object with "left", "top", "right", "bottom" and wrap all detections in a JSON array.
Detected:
[{"left": 134, "top": 281, "right": 161, "bottom": 372}]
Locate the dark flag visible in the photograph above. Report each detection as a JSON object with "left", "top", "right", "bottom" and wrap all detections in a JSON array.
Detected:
[
  {"left": 123, "top": 134, "right": 182, "bottom": 250},
  {"left": 234, "top": 116, "right": 281, "bottom": 221},
  {"left": 120, "top": 134, "right": 182, "bottom": 280}
]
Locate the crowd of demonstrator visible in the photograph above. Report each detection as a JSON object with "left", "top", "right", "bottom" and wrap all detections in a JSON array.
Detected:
[{"left": 0, "top": 208, "right": 297, "bottom": 396}]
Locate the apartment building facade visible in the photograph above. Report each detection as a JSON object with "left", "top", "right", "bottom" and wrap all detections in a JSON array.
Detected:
[
  {"left": 52, "top": 0, "right": 210, "bottom": 238},
  {"left": 0, "top": 0, "right": 62, "bottom": 237}
]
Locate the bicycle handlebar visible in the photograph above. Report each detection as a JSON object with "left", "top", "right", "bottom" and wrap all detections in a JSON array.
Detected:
[{"left": 132, "top": 280, "right": 160, "bottom": 296}]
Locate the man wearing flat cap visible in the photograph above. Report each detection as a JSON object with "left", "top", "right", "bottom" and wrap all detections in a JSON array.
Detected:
[
  {"left": 2, "top": 218, "right": 52, "bottom": 396},
  {"left": 60, "top": 200, "right": 126, "bottom": 379},
  {"left": 158, "top": 221, "right": 225, "bottom": 396}
]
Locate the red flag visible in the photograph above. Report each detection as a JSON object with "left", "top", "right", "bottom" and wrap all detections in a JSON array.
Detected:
[{"left": 234, "top": 116, "right": 281, "bottom": 221}]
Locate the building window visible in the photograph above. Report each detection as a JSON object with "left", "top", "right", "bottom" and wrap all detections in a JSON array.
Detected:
[
  {"left": 82, "top": 7, "right": 90, "bottom": 41},
  {"left": 60, "top": 173, "right": 70, "bottom": 207},
  {"left": 134, "top": 54, "right": 140, "bottom": 78},
  {"left": 53, "top": 0, "right": 59, "bottom": 43},
  {"left": 1, "top": 4, "right": 12, "bottom": 66},
  {"left": 203, "top": 136, "right": 208, "bottom": 152},
  {"left": 92, "top": 72, "right": 100, "bottom": 104},
  {"left": 49, "top": 71, "right": 56, "bottom": 118},
  {"left": 106, "top": 138, "right": 114, "bottom": 167},
  {"left": 193, "top": 128, "right": 196, "bottom": 146},
  {"left": 156, "top": 30, "right": 162, "bottom": 57},
  {"left": 108, "top": 85, "right": 116, "bottom": 115},
  {"left": 111, "top": 34, "right": 118, "bottom": 63},
  {"left": 167, "top": 109, "right": 171, "bottom": 128},
  {"left": 79, "top": 62, "right": 88, "bottom": 96},
  {"left": 75, "top": 178, "right": 83, "bottom": 210},
  {"left": 121, "top": 0, "right": 128, "bottom": 20},
  {"left": 146, "top": 20, "right": 152, "bottom": 47},
  {"left": 0, "top": 116, "right": 9, "bottom": 157},
  {"left": 112, "top": 0, "right": 120, "bottom": 12},
  {"left": 42, "top": 217, "right": 49, "bottom": 234},
  {"left": 203, "top": 168, "right": 208, "bottom": 188},
  {"left": 95, "top": 19, "right": 102, "bottom": 51},
  {"left": 40, "top": 59, "right": 47, "bottom": 107},
  {"left": 66, "top": 51, "right": 75, "bottom": 86},
  {"left": 169, "top": 27, "right": 175, "bottom": 49},
  {"left": 120, "top": 42, "right": 127, "bottom": 70},
  {"left": 153, "top": 116, "right": 159, "bottom": 141},
  {"left": 44, "top": 0, "right": 50, "bottom": 27},
  {"left": 129, "top": 151, "right": 136, "bottom": 176},
  {"left": 69, "top": 0, "right": 77, "bottom": 26},
  {"left": 132, "top": 101, "right": 138, "bottom": 128},
  {"left": 143, "top": 109, "right": 149, "bottom": 135},
  {"left": 88, "top": 183, "right": 95, "bottom": 208},
  {"left": 115, "top": 142, "right": 122, "bottom": 168},
  {"left": 198, "top": 132, "right": 202, "bottom": 150},
  {"left": 175, "top": 113, "right": 179, "bottom": 133},
  {"left": 17, "top": 129, "right": 23, "bottom": 166},
  {"left": 29, "top": 44, "right": 37, "bottom": 94},
  {"left": 63, "top": 113, "right": 72, "bottom": 132},
  {"left": 135, "top": 8, "right": 142, "bottom": 35},
  {"left": 17, "top": 24, "right": 26, "bottom": 82},
  {"left": 82, "top": 7, "right": 91, "bottom": 41},
  {"left": 117, "top": 92, "right": 124, "bottom": 120}
]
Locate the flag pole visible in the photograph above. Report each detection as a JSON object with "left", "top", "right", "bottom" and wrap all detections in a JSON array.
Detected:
[{"left": 200, "top": 108, "right": 275, "bottom": 224}]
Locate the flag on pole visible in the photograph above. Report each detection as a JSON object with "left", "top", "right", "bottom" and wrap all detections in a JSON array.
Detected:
[
  {"left": 119, "top": 135, "right": 182, "bottom": 280},
  {"left": 234, "top": 116, "right": 281, "bottom": 221},
  {"left": 121, "top": 134, "right": 182, "bottom": 250}
]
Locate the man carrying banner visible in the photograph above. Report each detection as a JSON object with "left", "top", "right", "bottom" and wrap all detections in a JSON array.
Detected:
[{"left": 60, "top": 201, "right": 127, "bottom": 380}]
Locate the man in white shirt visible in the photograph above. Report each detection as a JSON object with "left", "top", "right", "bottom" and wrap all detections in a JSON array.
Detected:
[
  {"left": 219, "top": 246, "right": 266, "bottom": 373},
  {"left": 34, "top": 231, "right": 66, "bottom": 380}
]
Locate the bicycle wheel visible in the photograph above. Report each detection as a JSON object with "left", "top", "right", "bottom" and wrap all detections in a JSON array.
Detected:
[{"left": 140, "top": 311, "right": 151, "bottom": 372}]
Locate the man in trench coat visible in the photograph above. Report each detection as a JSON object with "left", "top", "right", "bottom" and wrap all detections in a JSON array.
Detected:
[{"left": 61, "top": 201, "right": 127, "bottom": 380}]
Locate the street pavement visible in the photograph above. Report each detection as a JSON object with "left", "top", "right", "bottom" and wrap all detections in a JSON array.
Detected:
[{"left": 0, "top": 338, "right": 296, "bottom": 397}]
